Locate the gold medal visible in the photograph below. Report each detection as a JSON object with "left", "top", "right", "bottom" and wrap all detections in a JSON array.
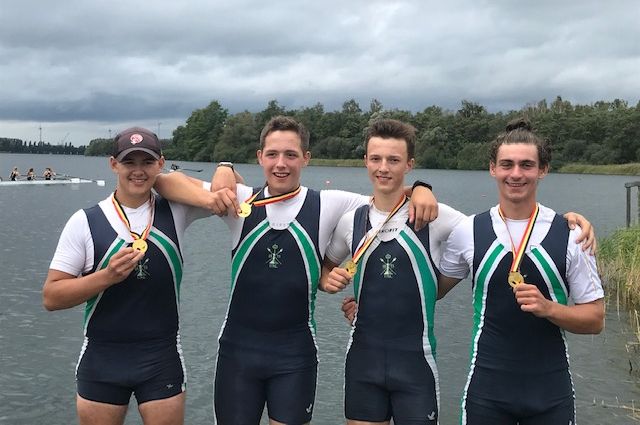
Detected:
[
  {"left": 238, "top": 202, "right": 252, "bottom": 218},
  {"left": 508, "top": 271, "right": 524, "bottom": 287},
  {"left": 132, "top": 239, "right": 148, "bottom": 253},
  {"left": 344, "top": 260, "right": 358, "bottom": 276}
]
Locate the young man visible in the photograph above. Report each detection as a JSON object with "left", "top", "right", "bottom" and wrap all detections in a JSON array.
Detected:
[
  {"left": 438, "top": 119, "right": 605, "bottom": 424},
  {"left": 154, "top": 115, "right": 437, "bottom": 425},
  {"left": 42, "top": 127, "right": 212, "bottom": 425},
  {"left": 320, "top": 119, "right": 467, "bottom": 425}
]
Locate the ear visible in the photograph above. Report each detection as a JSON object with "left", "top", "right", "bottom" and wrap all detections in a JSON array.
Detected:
[
  {"left": 109, "top": 157, "right": 118, "bottom": 173},
  {"left": 406, "top": 158, "right": 415, "bottom": 173},
  {"left": 303, "top": 151, "right": 311, "bottom": 166},
  {"left": 538, "top": 164, "right": 549, "bottom": 179},
  {"left": 257, "top": 150, "right": 263, "bottom": 166},
  {"left": 489, "top": 161, "right": 496, "bottom": 177},
  {"left": 157, "top": 156, "right": 165, "bottom": 170}
]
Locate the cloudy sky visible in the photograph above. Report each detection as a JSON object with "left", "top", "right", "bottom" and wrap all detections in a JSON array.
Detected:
[{"left": 1, "top": 0, "right": 638, "bottom": 146}]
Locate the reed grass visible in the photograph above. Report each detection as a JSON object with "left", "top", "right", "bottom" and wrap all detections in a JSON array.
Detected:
[{"left": 599, "top": 225, "right": 640, "bottom": 344}]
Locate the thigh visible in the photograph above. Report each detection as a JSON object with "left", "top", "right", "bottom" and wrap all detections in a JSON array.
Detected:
[
  {"left": 388, "top": 351, "right": 438, "bottom": 425},
  {"left": 132, "top": 345, "right": 185, "bottom": 404},
  {"left": 266, "top": 364, "right": 317, "bottom": 425},
  {"left": 214, "top": 346, "right": 266, "bottom": 425},
  {"left": 138, "top": 392, "right": 185, "bottom": 425},
  {"left": 76, "top": 341, "right": 133, "bottom": 405},
  {"left": 463, "top": 396, "right": 516, "bottom": 425},
  {"left": 77, "top": 379, "right": 132, "bottom": 405},
  {"left": 520, "top": 396, "right": 575, "bottom": 425},
  {"left": 345, "top": 345, "right": 391, "bottom": 423},
  {"left": 76, "top": 394, "right": 128, "bottom": 425}
]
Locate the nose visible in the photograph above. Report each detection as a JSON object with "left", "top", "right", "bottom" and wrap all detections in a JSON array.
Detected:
[
  {"left": 379, "top": 159, "right": 390, "bottom": 172},
  {"left": 275, "top": 154, "right": 287, "bottom": 168},
  {"left": 511, "top": 164, "right": 524, "bottom": 178}
]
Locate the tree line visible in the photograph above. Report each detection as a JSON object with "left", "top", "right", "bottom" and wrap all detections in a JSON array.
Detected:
[
  {"left": 5, "top": 96, "right": 639, "bottom": 170},
  {"left": 0, "top": 138, "right": 85, "bottom": 155},
  {"left": 160, "top": 96, "right": 640, "bottom": 170}
]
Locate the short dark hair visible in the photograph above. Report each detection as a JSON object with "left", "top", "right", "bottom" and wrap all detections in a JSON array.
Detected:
[
  {"left": 489, "top": 117, "right": 551, "bottom": 168},
  {"left": 259, "top": 116, "right": 310, "bottom": 151},
  {"left": 364, "top": 119, "right": 416, "bottom": 159}
]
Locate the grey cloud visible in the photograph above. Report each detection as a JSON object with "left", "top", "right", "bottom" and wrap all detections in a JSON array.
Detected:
[{"left": 1, "top": 0, "right": 638, "bottom": 143}]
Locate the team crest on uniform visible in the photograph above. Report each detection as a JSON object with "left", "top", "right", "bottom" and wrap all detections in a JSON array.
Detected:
[
  {"left": 267, "top": 244, "right": 283, "bottom": 268},
  {"left": 135, "top": 258, "right": 150, "bottom": 280},
  {"left": 380, "top": 253, "right": 397, "bottom": 278}
]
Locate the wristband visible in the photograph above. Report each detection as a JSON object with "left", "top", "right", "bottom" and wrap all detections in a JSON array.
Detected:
[
  {"left": 218, "top": 161, "right": 234, "bottom": 171},
  {"left": 412, "top": 180, "right": 432, "bottom": 192}
]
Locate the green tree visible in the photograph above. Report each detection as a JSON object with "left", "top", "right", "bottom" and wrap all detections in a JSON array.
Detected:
[
  {"left": 172, "top": 100, "right": 228, "bottom": 162},
  {"left": 214, "top": 112, "right": 260, "bottom": 162}
]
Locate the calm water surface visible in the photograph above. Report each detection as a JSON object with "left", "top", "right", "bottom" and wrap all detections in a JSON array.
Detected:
[{"left": 1, "top": 153, "right": 639, "bottom": 424}]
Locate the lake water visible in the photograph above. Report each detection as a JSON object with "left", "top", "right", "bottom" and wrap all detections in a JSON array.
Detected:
[{"left": 1, "top": 153, "right": 639, "bottom": 424}]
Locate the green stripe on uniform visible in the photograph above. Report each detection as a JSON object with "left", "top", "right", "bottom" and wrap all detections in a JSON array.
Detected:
[
  {"left": 149, "top": 229, "right": 184, "bottom": 300},
  {"left": 531, "top": 247, "right": 568, "bottom": 305},
  {"left": 290, "top": 221, "right": 321, "bottom": 333},
  {"left": 84, "top": 238, "right": 126, "bottom": 330},
  {"left": 231, "top": 220, "right": 270, "bottom": 291},
  {"left": 399, "top": 230, "right": 438, "bottom": 354}
]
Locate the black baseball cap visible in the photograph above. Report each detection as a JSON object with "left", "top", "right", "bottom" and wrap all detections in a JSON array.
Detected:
[{"left": 113, "top": 127, "right": 162, "bottom": 161}]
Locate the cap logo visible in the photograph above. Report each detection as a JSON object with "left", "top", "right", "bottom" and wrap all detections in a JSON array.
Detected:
[{"left": 130, "top": 134, "right": 144, "bottom": 145}]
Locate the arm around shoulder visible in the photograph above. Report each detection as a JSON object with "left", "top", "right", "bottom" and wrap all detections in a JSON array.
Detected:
[{"left": 155, "top": 172, "right": 209, "bottom": 206}]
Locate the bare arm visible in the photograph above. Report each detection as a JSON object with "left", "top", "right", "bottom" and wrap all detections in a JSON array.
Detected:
[
  {"left": 404, "top": 185, "right": 438, "bottom": 231},
  {"left": 437, "top": 275, "right": 462, "bottom": 300},
  {"left": 211, "top": 165, "right": 245, "bottom": 191},
  {"left": 319, "top": 258, "right": 351, "bottom": 293},
  {"left": 155, "top": 172, "right": 238, "bottom": 215},
  {"left": 43, "top": 247, "right": 143, "bottom": 311},
  {"left": 155, "top": 172, "right": 210, "bottom": 206},
  {"left": 514, "top": 284, "right": 604, "bottom": 334}
]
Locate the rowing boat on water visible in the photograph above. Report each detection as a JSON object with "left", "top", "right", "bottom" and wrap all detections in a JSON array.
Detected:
[{"left": 0, "top": 178, "right": 98, "bottom": 186}]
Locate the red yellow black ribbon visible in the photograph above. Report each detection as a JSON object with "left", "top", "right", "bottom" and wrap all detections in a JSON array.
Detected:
[
  {"left": 345, "top": 195, "right": 408, "bottom": 275},
  {"left": 498, "top": 203, "right": 539, "bottom": 286},
  {"left": 111, "top": 191, "right": 155, "bottom": 252}
]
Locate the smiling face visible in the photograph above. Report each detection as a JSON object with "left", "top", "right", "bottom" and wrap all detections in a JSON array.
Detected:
[
  {"left": 110, "top": 151, "right": 165, "bottom": 207},
  {"left": 490, "top": 143, "right": 548, "bottom": 214},
  {"left": 257, "top": 130, "right": 310, "bottom": 196},
  {"left": 365, "top": 136, "right": 413, "bottom": 199}
]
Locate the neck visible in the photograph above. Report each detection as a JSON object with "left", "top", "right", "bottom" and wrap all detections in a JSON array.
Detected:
[
  {"left": 499, "top": 199, "right": 537, "bottom": 220},
  {"left": 115, "top": 190, "right": 150, "bottom": 209},
  {"left": 372, "top": 190, "right": 405, "bottom": 212}
]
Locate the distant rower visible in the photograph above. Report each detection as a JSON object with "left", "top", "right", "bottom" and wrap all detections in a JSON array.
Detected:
[{"left": 9, "top": 167, "right": 19, "bottom": 181}]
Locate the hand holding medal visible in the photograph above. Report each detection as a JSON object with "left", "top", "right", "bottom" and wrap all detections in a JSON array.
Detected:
[
  {"left": 344, "top": 195, "right": 408, "bottom": 278},
  {"left": 508, "top": 271, "right": 524, "bottom": 288},
  {"left": 111, "top": 192, "right": 154, "bottom": 280},
  {"left": 238, "top": 184, "right": 302, "bottom": 218},
  {"left": 132, "top": 239, "right": 148, "bottom": 253},
  {"left": 344, "top": 260, "right": 358, "bottom": 277},
  {"left": 238, "top": 202, "right": 252, "bottom": 218},
  {"left": 321, "top": 266, "right": 353, "bottom": 294}
]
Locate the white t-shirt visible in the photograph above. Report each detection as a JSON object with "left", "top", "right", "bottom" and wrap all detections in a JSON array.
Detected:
[
  {"left": 221, "top": 184, "right": 370, "bottom": 257},
  {"left": 326, "top": 202, "right": 467, "bottom": 267},
  {"left": 439, "top": 204, "right": 604, "bottom": 304},
  {"left": 50, "top": 190, "right": 211, "bottom": 276}
]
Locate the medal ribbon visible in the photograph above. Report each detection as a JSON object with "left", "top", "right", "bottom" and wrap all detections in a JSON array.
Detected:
[
  {"left": 350, "top": 195, "right": 408, "bottom": 267},
  {"left": 243, "top": 183, "right": 302, "bottom": 208},
  {"left": 111, "top": 192, "right": 155, "bottom": 243},
  {"left": 498, "top": 203, "right": 539, "bottom": 274}
]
